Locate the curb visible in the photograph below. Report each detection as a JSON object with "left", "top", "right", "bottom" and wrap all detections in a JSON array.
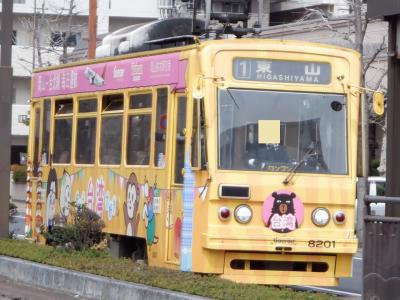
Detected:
[{"left": 0, "top": 256, "right": 208, "bottom": 300}]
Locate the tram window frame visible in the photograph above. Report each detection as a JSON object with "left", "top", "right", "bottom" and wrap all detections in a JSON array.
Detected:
[
  {"left": 154, "top": 87, "right": 168, "bottom": 169},
  {"left": 75, "top": 97, "right": 98, "bottom": 165},
  {"left": 126, "top": 90, "right": 153, "bottom": 167},
  {"left": 53, "top": 98, "right": 73, "bottom": 165},
  {"left": 100, "top": 93, "right": 124, "bottom": 166}
]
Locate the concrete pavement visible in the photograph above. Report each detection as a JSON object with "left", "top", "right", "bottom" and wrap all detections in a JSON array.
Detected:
[
  {"left": 0, "top": 256, "right": 208, "bottom": 300},
  {"left": 0, "top": 276, "right": 92, "bottom": 300}
]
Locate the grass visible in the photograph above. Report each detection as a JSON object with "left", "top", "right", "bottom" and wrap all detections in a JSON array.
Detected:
[{"left": 0, "top": 239, "right": 334, "bottom": 300}]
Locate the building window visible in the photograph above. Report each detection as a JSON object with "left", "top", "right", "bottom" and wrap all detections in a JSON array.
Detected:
[{"left": 50, "top": 32, "right": 77, "bottom": 47}]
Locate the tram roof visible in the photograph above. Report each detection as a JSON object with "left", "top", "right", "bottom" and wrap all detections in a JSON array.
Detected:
[{"left": 33, "top": 38, "right": 360, "bottom": 74}]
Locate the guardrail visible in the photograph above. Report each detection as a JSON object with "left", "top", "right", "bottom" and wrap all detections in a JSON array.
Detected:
[{"left": 363, "top": 195, "right": 400, "bottom": 300}]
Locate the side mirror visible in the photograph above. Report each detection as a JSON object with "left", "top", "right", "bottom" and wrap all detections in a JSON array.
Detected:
[{"left": 372, "top": 91, "right": 385, "bottom": 116}]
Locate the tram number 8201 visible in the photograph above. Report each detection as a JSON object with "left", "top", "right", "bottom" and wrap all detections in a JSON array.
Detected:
[{"left": 308, "top": 240, "right": 336, "bottom": 248}]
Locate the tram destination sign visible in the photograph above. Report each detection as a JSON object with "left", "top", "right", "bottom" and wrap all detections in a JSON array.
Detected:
[{"left": 233, "top": 58, "right": 331, "bottom": 85}]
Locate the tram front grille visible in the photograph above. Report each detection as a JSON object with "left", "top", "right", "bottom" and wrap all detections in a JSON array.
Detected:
[{"left": 230, "top": 259, "right": 328, "bottom": 272}]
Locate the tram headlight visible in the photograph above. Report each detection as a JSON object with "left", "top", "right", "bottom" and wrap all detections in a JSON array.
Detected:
[
  {"left": 311, "top": 207, "right": 330, "bottom": 226},
  {"left": 234, "top": 205, "right": 252, "bottom": 224}
]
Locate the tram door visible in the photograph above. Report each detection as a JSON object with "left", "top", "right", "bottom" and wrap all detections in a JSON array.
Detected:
[{"left": 166, "top": 94, "right": 187, "bottom": 263}]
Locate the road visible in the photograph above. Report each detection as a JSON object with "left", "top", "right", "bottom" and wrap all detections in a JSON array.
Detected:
[
  {"left": 297, "top": 255, "right": 362, "bottom": 298},
  {"left": 0, "top": 276, "right": 92, "bottom": 300},
  {"left": 9, "top": 211, "right": 25, "bottom": 237}
]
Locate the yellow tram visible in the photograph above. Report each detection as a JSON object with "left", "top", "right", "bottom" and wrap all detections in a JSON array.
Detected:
[{"left": 27, "top": 38, "right": 360, "bottom": 286}]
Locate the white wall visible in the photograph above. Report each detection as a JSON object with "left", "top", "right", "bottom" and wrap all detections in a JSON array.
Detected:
[
  {"left": 14, "top": 78, "right": 31, "bottom": 105},
  {"left": 1, "top": 0, "right": 159, "bottom": 18},
  {"left": 109, "top": 0, "right": 158, "bottom": 18},
  {"left": 11, "top": 104, "right": 30, "bottom": 136},
  {"left": 270, "top": 0, "right": 350, "bottom": 15}
]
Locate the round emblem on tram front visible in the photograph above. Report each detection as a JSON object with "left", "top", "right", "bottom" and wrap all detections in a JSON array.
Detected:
[{"left": 262, "top": 190, "right": 304, "bottom": 233}]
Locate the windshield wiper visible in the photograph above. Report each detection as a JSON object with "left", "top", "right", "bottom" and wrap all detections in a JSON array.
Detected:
[
  {"left": 226, "top": 88, "right": 240, "bottom": 109},
  {"left": 283, "top": 147, "right": 316, "bottom": 185}
]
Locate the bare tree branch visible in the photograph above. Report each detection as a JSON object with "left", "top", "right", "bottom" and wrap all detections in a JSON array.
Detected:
[{"left": 363, "top": 37, "right": 387, "bottom": 74}]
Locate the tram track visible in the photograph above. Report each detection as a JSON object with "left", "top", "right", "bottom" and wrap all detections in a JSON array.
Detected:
[{"left": 293, "top": 285, "right": 361, "bottom": 298}]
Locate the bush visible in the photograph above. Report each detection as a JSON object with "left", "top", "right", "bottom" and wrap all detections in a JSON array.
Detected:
[
  {"left": 42, "top": 206, "right": 105, "bottom": 251},
  {"left": 370, "top": 159, "right": 381, "bottom": 176},
  {"left": 12, "top": 165, "right": 27, "bottom": 183}
]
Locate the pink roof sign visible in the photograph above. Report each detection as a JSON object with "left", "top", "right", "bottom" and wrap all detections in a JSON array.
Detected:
[{"left": 32, "top": 53, "right": 188, "bottom": 98}]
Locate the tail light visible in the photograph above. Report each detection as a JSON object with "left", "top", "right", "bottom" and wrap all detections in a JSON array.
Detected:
[
  {"left": 333, "top": 211, "right": 346, "bottom": 224},
  {"left": 218, "top": 206, "right": 231, "bottom": 221}
]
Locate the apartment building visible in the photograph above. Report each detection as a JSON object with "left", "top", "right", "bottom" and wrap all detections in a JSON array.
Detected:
[{"left": 0, "top": 0, "right": 158, "bottom": 169}]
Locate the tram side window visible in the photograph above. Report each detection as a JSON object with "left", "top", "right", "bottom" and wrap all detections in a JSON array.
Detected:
[
  {"left": 154, "top": 88, "right": 168, "bottom": 168},
  {"left": 175, "top": 96, "right": 187, "bottom": 184},
  {"left": 100, "top": 94, "right": 123, "bottom": 165},
  {"left": 33, "top": 106, "right": 40, "bottom": 176},
  {"left": 130, "top": 93, "right": 152, "bottom": 109},
  {"left": 127, "top": 115, "right": 152, "bottom": 165},
  {"left": 53, "top": 98, "right": 73, "bottom": 164},
  {"left": 41, "top": 100, "right": 51, "bottom": 165},
  {"left": 126, "top": 92, "right": 152, "bottom": 166},
  {"left": 76, "top": 98, "right": 97, "bottom": 164},
  {"left": 191, "top": 98, "right": 199, "bottom": 168}
]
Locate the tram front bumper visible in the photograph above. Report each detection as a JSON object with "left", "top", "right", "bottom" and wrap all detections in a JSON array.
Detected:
[{"left": 201, "top": 233, "right": 358, "bottom": 254}]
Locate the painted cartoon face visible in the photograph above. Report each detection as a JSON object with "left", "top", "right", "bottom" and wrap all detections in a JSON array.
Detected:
[
  {"left": 47, "top": 181, "right": 56, "bottom": 220},
  {"left": 127, "top": 183, "right": 137, "bottom": 219},
  {"left": 126, "top": 173, "right": 140, "bottom": 220},
  {"left": 271, "top": 193, "right": 296, "bottom": 216},
  {"left": 46, "top": 168, "right": 58, "bottom": 226},
  {"left": 60, "top": 171, "right": 71, "bottom": 217},
  {"left": 262, "top": 190, "right": 304, "bottom": 233}
]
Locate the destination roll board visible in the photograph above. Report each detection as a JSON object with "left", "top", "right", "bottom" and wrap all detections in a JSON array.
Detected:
[{"left": 233, "top": 58, "right": 331, "bottom": 85}]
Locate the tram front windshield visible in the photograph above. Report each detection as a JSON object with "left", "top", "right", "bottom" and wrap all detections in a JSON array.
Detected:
[{"left": 218, "top": 88, "right": 347, "bottom": 174}]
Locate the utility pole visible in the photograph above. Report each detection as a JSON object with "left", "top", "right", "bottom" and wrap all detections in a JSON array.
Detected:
[
  {"left": 0, "top": 0, "right": 14, "bottom": 238},
  {"left": 88, "top": 0, "right": 97, "bottom": 59},
  {"left": 354, "top": 0, "right": 369, "bottom": 243}
]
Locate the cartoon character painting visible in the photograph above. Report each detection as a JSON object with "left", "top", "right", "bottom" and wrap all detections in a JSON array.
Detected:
[
  {"left": 174, "top": 217, "right": 182, "bottom": 258},
  {"left": 142, "top": 180, "right": 159, "bottom": 245},
  {"left": 123, "top": 173, "right": 140, "bottom": 236},
  {"left": 45, "top": 168, "right": 58, "bottom": 229},
  {"left": 60, "top": 170, "right": 71, "bottom": 220},
  {"left": 263, "top": 191, "right": 304, "bottom": 233}
]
